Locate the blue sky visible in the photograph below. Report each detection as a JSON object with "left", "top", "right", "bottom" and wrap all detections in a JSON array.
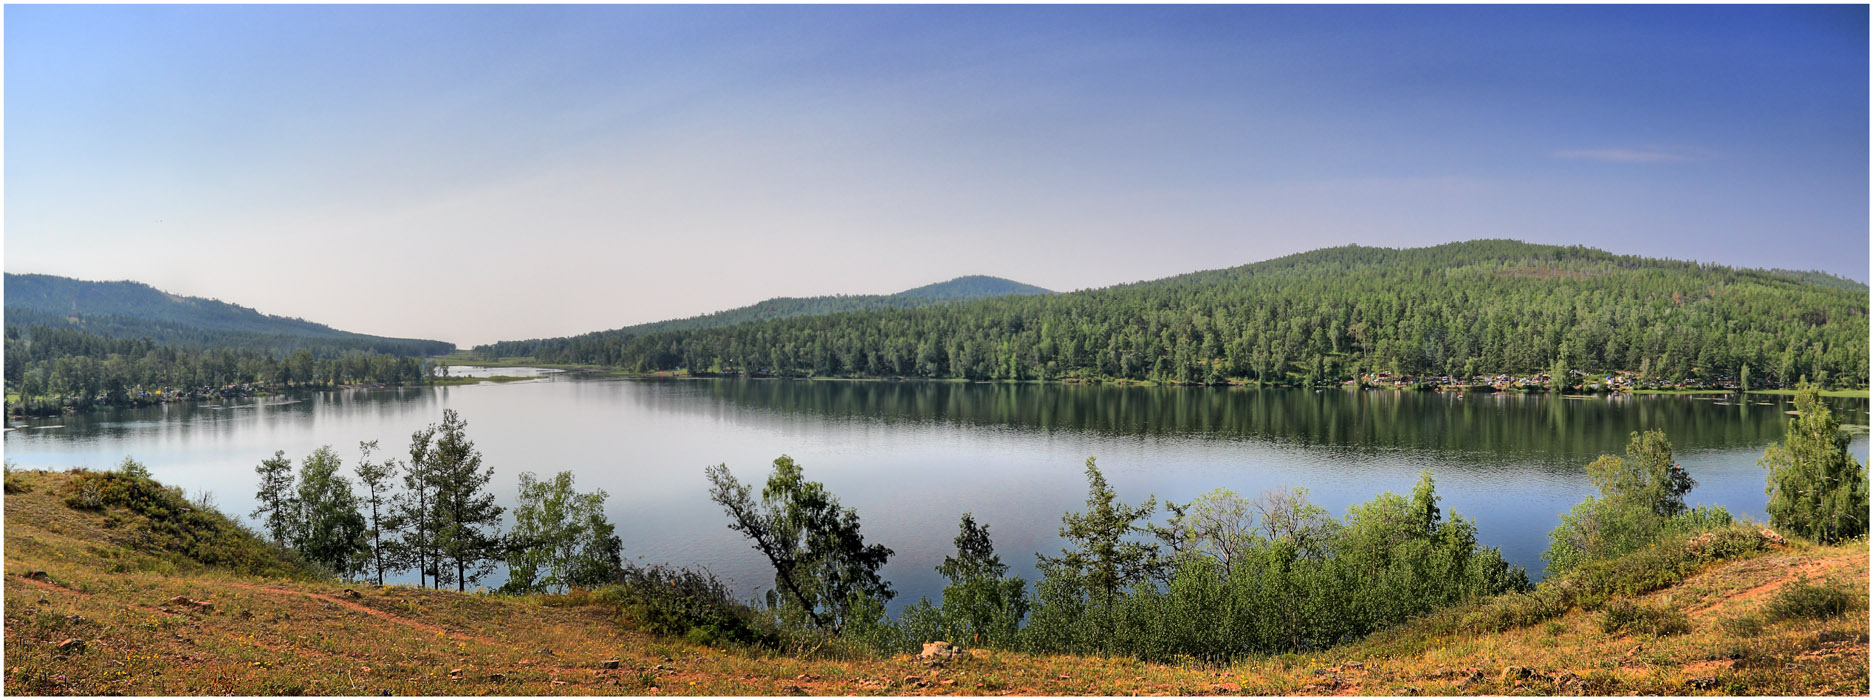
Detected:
[{"left": 6, "top": 4, "right": 1867, "bottom": 346}]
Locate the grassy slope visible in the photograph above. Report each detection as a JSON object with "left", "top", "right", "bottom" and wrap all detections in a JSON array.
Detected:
[{"left": 5, "top": 470, "right": 1867, "bottom": 696}]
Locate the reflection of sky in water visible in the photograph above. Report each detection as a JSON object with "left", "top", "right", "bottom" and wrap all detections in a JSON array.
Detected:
[{"left": 5, "top": 377, "right": 1865, "bottom": 610}]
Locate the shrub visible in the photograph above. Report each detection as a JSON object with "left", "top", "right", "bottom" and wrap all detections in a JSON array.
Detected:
[
  {"left": 1763, "top": 578, "right": 1863, "bottom": 622},
  {"left": 1598, "top": 598, "right": 1690, "bottom": 636},
  {"left": 599, "top": 564, "right": 779, "bottom": 648}
]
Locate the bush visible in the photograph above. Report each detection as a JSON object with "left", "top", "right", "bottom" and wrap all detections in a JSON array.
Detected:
[
  {"left": 1763, "top": 578, "right": 1863, "bottom": 622},
  {"left": 598, "top": 564, "right": 779, "bottom": 648},
  {"left": 1598, "top": 598, "right": 1690, "bottom": 636}
]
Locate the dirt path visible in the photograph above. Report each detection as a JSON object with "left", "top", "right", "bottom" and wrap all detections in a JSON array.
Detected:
[{"left": 214, "top": 581, "right": 477, "bottom": 641}]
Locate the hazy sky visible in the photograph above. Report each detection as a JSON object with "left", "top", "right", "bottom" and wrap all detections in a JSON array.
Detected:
[{"left": 6, "top": 4, "right": 1868, "bottom": 348}]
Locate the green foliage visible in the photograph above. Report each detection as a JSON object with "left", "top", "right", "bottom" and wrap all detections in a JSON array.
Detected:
[
  {"left": 292, "top": 446, "right": 368, "bottom": 578},
  {"left": 252, "top": 449, "right": 298, "bottom": 544},
  {"left": 61, "top": 467, "right": 318, "bottom": 579},
  {"left": 1544, "top": 430, "right": 1730, "bottom": 577},
  {"left": 1040, "top": 458, "right": 1161, "bottom": 605},
  {"left": 599, "top": 564, "right": 780, "bottom": 648},
  {"left": 410, "top": 409, "right": 505, "bottom": 591},
  {"left": 503, "top": 470, "right": 623, "bottom": 594},
  {"left": 1018, "top": 467, "right": 1527, "bottom": 663},
  {"left": 1585, "top": 430, "right": 1696, "bottom": 518},
  {"left": 116, "top": 456, "right": 152, "bottom": 481},
  {"left": 1542, "top": 500, "right": 1734, "bottom": 577},
  {"left": 888, "top": 513, "right": 1031, "bottom": 651},
  {"left": 1761, "top": 383, "right": 1869, "bottom": 543},
  {"left": 1763, "top": 578, "right": 1864, "bottom": 622},
  {"left": 1598, "top": 598, "right": 1691, "bottom": 636},
  {"left": 352, "top": 441, "right": 400, "bottom": 586},
  {"left": 470, "top": 241, "right": 1869, "bottom": 388},
  {"left": 704, "top": 456, "right": 894, "bottom": 633}
]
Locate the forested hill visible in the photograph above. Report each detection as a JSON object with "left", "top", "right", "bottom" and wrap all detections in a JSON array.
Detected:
[
  {"left": 3, "top": 273, "right": 454, "bottom": 356},
  {"left": 479, "top": 240, "right": 1869, "bottom": 389},
  {"left": 474, "top": 274, "right": 1052, "bottom": 359}
]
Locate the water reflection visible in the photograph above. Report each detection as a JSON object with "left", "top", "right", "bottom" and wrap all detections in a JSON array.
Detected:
[{"left": 4, "top": 376, "right": 1864, "bottom": 608}]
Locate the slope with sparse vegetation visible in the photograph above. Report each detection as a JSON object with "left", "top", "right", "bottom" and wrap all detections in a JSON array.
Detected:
[{"left": 6, "top": 465, "right": 1865, "bottom": 696}]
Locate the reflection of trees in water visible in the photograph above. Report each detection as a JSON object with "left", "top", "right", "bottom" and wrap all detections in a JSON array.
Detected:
[
  {"left": 23, "top": 386, "right": 444, "bottom": 442},
  {"left": 690, "top": 379, "right": 1857, "bottom": 460}
]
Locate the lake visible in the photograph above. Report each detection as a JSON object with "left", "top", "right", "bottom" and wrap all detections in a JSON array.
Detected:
[{"left": 5, "top": 372, "right": 1866, "bottom": 609}]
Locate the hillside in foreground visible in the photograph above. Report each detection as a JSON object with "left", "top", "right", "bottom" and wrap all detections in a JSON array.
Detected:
[
  {"left": 5, "top": 469, "right": 1866, "bottom": 696},
  {"left": 3, "top": 273, "right": 454, "bottom": 356}
]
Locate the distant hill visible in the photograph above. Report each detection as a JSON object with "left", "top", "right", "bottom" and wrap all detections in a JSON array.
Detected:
[
  {"left": 3, "top": 273, "right": 454, "bottom": 356},
  {"left": 482, "top": 240, "right": 1869, "bottom": 388},
  {"left": 474, "top": 275, "right": 1052, "bottom": 359}
]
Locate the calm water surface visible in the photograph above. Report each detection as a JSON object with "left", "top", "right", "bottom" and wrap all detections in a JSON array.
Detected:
[{"left": 5, "top": 373, "right": 1865, "bottom": 608}]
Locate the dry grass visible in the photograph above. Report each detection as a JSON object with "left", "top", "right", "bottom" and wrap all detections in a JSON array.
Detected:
[{"left": 6, "top": 469, "right": 1867, "bottom": 696}]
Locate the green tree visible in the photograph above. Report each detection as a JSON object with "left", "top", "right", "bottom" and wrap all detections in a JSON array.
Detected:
[
  {"left": 1038, "top": 458, "right": 1160, "bottom": 611},
  {"left": 1761, "top": 384, "right": 1869, "bottom": 543},
  {"left": 251, "top": 450, "right": 297, "bottom": 543},
  {"left": 413, "top": 409, "right": 505, "bottom": 591},
  {"left": 396, "top": 426, "right": 440, "bottom": 588},
  {"left": 933, "top": 513, "right": 1028, "bottom": 648},
  {"left": 505, "top": 470, "right": 623, "bottom": 594},
  {"left": 705, "top": 455, "right": 894, "bottom": 633},
  {"left": 294, "top": 446, "right": 367, "bottom": 577},
  {"left": 1586, "top": 430, "right": 1695, "bottom": 518},
  {"left": 353, "top": 440, "right": 401, "bottom": 586}
]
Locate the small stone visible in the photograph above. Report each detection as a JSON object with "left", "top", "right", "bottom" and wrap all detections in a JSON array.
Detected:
[
  {"left": 602, "top": 659, "right": 621, "bottom": 669},
  {"left": 55, "top": 638, "right": 85, "bottom": 652},
  {"left": 167, "top": 595, "right": 194, "bottom": 606},
  {"left": 1499, "top": 666, "right": 1532, "bottom": 682},
  {"left": 449, "top": 668, "right": 464, "bottom": 677},
  {"left": 939, "top": 679, "right": 955, "bottom": 686}
]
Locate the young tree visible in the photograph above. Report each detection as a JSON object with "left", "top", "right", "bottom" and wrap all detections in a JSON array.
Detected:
[
  {"left": 505, "top": 471, "right": 623, "bottom": 594},
  {"left": 353, "top": 440, "right": 401, "bottom": 586},
  {"left": 1038, "top": 457, "right": 1160, "bottom": 608},
  {"left": 420, "top": 409, "right": 505, "bottom": 591},
  {"left": 294, "top": 446, "right": 367, "bottom": 577},
  {"left": 934, "top": 513, "right": 1028, "bottom": 647},
  {"left": 252, "top": 450, "right": 297, "bottom": 543},
  {"left": 1586, "top": 429, "right": 1695, "bottom": 518},
  {"left": 705, "top": 455, "right": 893, "bottom": 633},
  {"left": 1761, "top": 383, "right": 1869, "bottom": 543},
  {"left": 397, "top": 424, "right": 440, "bottom": 588}
]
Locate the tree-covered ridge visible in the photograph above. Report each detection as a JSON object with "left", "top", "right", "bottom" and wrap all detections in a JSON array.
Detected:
[
  {"left": 3, "top": 273, "right": 454, "bottom": 356},
  {"left": 480, "top": 240, "right": 1871, "bottom": 389},
  {"left": 473, "top": 275, "right": 1052, "bottom": 359}
]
